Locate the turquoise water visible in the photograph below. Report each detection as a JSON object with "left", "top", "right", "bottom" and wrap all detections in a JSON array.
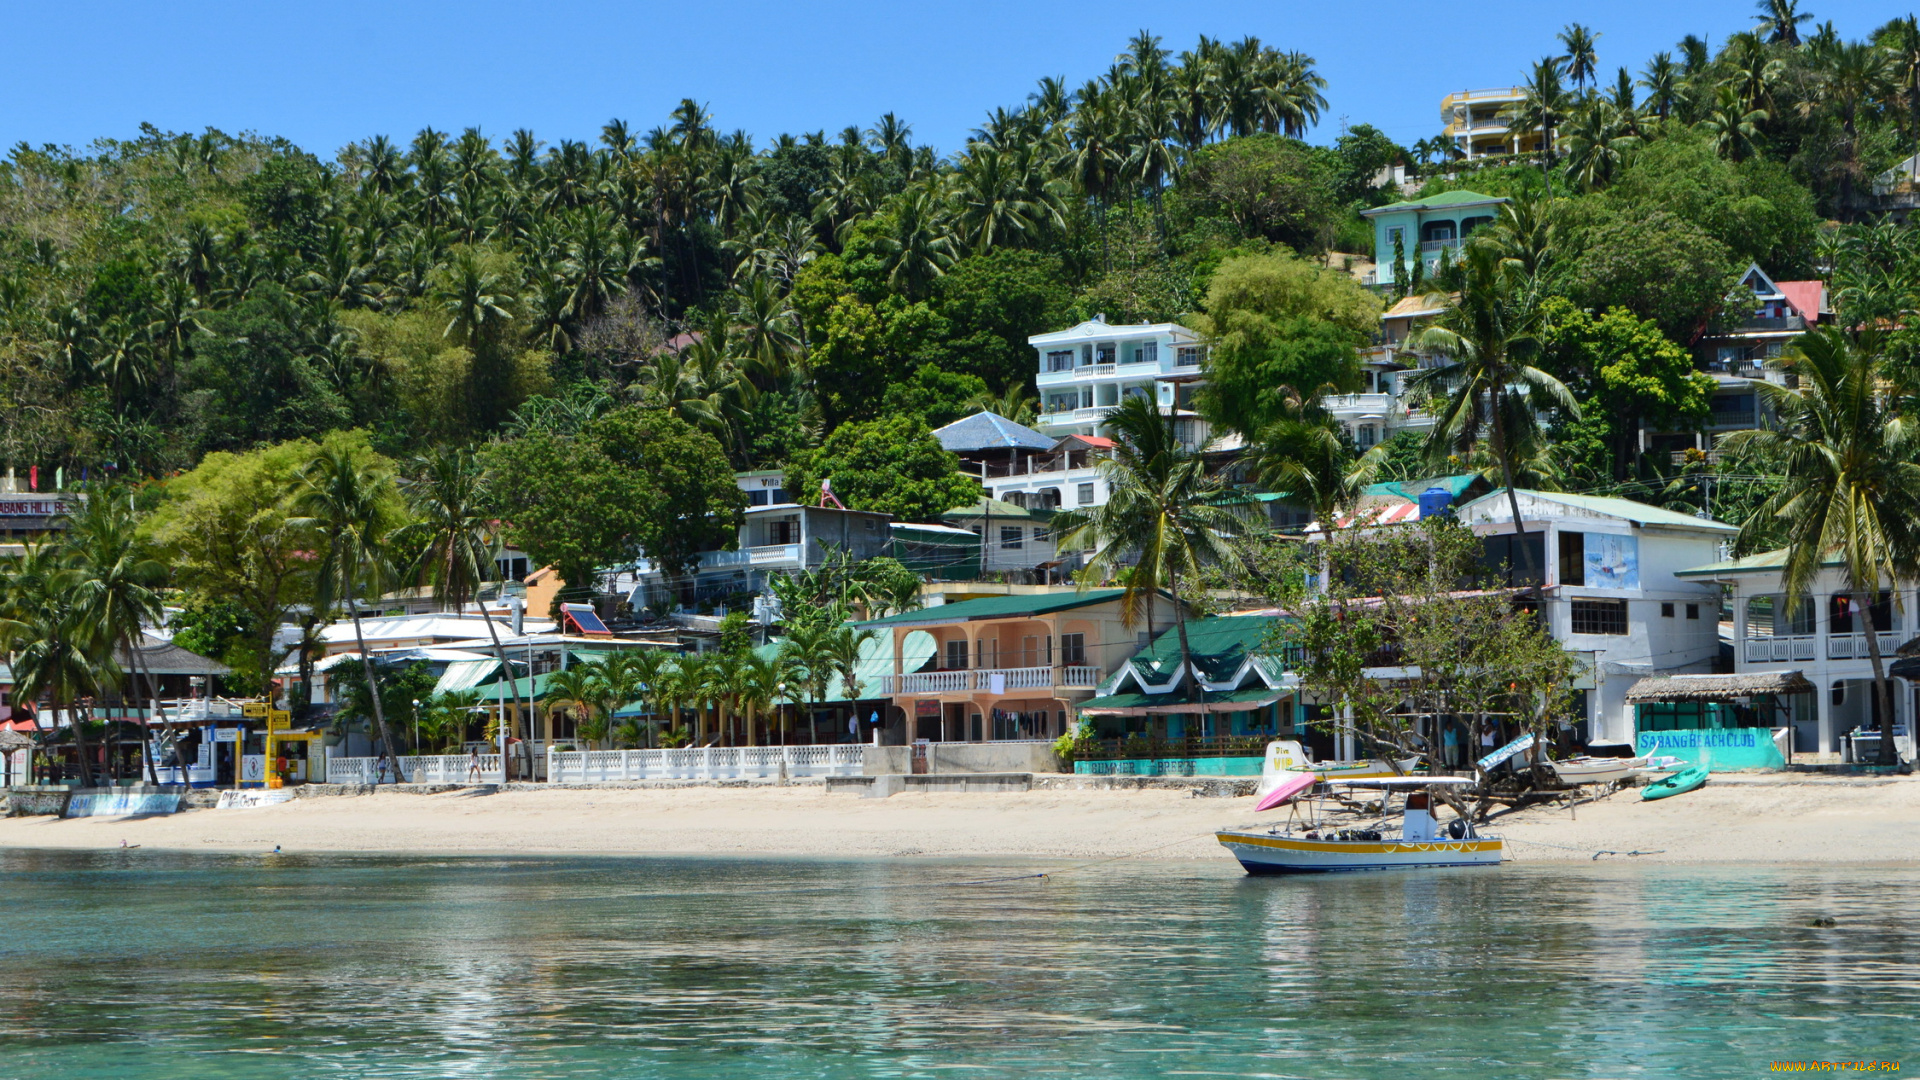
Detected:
[{"left": 0, "top": 850, "right": 1913, "bottom": 1078}]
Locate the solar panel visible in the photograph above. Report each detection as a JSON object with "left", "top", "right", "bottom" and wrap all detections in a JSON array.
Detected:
[{"left": 560, "top": 603, "right": 612, "bottom": 635}]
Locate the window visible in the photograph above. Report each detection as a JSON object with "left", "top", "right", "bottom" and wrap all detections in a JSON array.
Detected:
[
  {"left": 1570, "top": 599, "right": 1629, "bottom": 635},
  {"left": 1000, "top": 526, "right": 1023, "bottom": 549},
  {"left": 1095, "top": 344, "right": 1116, "bottom": 365},
  {"left": 748, "top": 489, "right": 769, "bottom": 506},
  {"left": 1143, "top": 341, "right": 1158, "bottom": 364},
  {"left": 1558, "top": 531, "right": 1585, "bottom": 587},
  {"left": 1078, "top": 483, "right": 1095, "bottom": 506},
  {"left": 1176, "top": 346, "right": 1202, "bottom": 367},
  {"left": 1032, "top": 526, "right": 1049, "bottom": 544},
  {"left": 1386, "top": 226, "right": 1406, "bottom": 250},
  {"left": 1830, "top": 592, "right": 1894, "bottom": 633},
  {"left": 1355, "top": 425, "right": 1377, "bottom": 449},
  {"left": 1060, "top": 633, "right": 1087, "bottom": 667},
  {"left": 1661, "top": 602, "right": 1675, "bottom": 618},
  {"left": 765, "top": 517, "right": 798, "bottom": 546},
  {"left": 1080, "top": 388, "right": 1094, "bottom": 409},
  {"left": 1047, "top": 350, "right": 1074, "bottom": 372},
  {"left": 1480, "top": 533, "right": 1545, "bottom": 587},
  {"left": 1686, "top": 603, "right": 1700, "bottom": 620},
  {"left": 945, "top": 640, "right": 969, "bottom": 670},
  {"left": 1420, "top": 220, "right": 1456, "bottom": 244}
]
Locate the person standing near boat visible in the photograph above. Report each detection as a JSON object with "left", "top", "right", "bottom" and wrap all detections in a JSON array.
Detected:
[{"left": 1442, "top": 722, "right": 1460, "bottom": 770}]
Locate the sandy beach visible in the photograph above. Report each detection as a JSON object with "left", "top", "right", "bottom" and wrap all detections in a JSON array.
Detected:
[{"left": 3, "top": 776, "right": 1919, "bottom": 865}]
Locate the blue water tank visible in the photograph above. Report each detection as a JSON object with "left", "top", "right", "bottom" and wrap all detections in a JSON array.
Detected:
[{"left": 1418, "top": 487, "right": 1454, "bottom": 519}]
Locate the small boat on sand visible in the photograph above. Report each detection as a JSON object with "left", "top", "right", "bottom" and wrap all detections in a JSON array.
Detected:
[
  {"left": 1547, "top": 755, "right": 1646, "bottom": 786},
  {"left": 1255, "top": 741, "right": 1420, "bottom": 797},
  {"left": 1641, "top": 763, "right": 1708, "bottom": 801},
  {"left": 1219, "top": 777, "right": 1502, "bottom": 875}
]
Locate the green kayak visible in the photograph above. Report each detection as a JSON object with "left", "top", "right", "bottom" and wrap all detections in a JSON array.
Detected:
[{"left": 1642, "top": 764, "right": 1708, "bottom": 800}]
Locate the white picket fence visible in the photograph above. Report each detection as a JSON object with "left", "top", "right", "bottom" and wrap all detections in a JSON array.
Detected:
[
  {"left": 546, "top": 744, "right": 866, "bottom": 783},
  {"left": 326, "top": 754, "right": 505, "bottom": 785}
]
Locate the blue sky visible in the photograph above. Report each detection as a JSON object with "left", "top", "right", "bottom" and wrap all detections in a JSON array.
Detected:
[{"left": 3, "top": 1, "right": 1906, "bottom": 159}]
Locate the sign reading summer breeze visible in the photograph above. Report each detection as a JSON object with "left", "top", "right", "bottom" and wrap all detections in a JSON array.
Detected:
[{"left": 1477, "top": 733, "right": 1537, "bottom": 772}]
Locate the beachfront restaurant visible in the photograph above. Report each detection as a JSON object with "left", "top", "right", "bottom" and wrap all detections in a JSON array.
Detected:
[
  {"left": 1623, "top": 672, "right": 1808, "bottom": 770},
  {"left": 1072, "top": 614, "right": 1299, "bottom": 775}
]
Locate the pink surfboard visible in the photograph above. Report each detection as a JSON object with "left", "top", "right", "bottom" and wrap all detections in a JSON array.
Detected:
[{"left": 1254, "top": 770, "right": 1317, "bottom": 812}]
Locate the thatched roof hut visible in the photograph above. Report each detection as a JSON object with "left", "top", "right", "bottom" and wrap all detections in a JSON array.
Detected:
[{"left": 1625, "top": 671, "right": 1814, "bottom": 703}]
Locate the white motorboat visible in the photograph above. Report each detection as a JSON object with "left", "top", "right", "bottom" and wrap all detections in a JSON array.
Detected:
[
  {"left": 1546, "top": 755, "right": 1646, "bottom": 786},
  {"left": 1219, "top": 777, "right": 1502, "bottom": 875},
  {"left": 1255, "top": 740, "right": 1421, "bottom": 802}
]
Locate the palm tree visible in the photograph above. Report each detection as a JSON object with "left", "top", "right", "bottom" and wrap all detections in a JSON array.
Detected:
[
  {"left": 736, "top": 651, "right": 791, "bottom": 747},
  {"left": 1408, "top": 244, "right": 1579, "bottom": 588},
  {"left": 395, "top": 446, "right": 534, "bottom": 743},
  {"left": 1721, "top": 328, "right": 1920, "bottom": 766},
  {"left": 543, "top": 666, "right": 603, "bottom": 748},
  {"left": 289, "top": 444, "right": 409, "bottom": 783},
  {"left": 963, "top": 383, "right": 1040, "bottom": 427},
  {"left": 1702, "top": 85, "right": 1770, "bottom": 162},
  {"left": 825, "top": 625, "right": 878, "bottom": 740},
  {"left": 1557, "top": 23, "right": 1601, "bottom": 91},
  {"left": 1508, "top": 58, "right": 1570, "bottom": 196},
  {"left": 779, "top": 624, "right": 835, "bottom": 745},
  {"left": 1804, "top": 40, "right": 1896, "bottom": 218},
  {"left": 1884, "top": 16, "right": 1920, "bottom": 181},
  {"left": 0, "top": 543, "right": 109, "bottom": 785},
  {"left": 1251, "top": 394, "right": 1383, "bottom": 564},
  {"left": 1640, "top": 52, "right": 1682, "bottom": 122},
  {"left": 64, "top": 490, "right": 169, "bottom": 784},
  {"left": 1756, "top": 0, "right": 1812, "bottom": 46},
  {"left": 1050, "top": 395, "right": 1259, "bottom": 710},
  {"left": 872, "top": 183, "right": 957, "bottom": 299}
]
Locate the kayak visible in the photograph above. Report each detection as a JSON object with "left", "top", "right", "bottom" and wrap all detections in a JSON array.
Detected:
[{"left": 1641, "top": 764, "right": 1707, "bottom": 801}]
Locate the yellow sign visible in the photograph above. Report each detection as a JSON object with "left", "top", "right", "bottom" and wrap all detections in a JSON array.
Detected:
[
  {"left": 241, "top": 703, "right": 269, "bottom": 718},
  {"left": 267, "top": 709, "right": 292, "bottom": 731}
]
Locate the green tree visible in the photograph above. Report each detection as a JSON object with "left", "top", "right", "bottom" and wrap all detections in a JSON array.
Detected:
[
  {"left": 485, "top": 406, "right": 743, "bottom": 600},
  {"left": 784, "top": 415, "right": 979, "bottom": 522},
  {"left": 65, "top": 489, "right": 170, "bottom": 783},
  {"left": 1537, "top": 297, "right": 1715, "bottom": 478},
  {"left": 1190, "top": 251, "right": 1380, "bottom": 440}
]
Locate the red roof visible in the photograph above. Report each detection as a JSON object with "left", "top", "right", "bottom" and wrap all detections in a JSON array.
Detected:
[
  {"left": 1776, "top": 281, "right": 1824, "bottom": 322},
  {"left": 1069, "top": 435, "right": 1115, "bottom": 448}
]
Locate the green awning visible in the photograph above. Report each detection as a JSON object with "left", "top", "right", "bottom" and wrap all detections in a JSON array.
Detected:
[
  {"left": 434, "top": 659, "right": 500, "bottom": 697},
  {"left": 1078, "top": 688, "right": 1286, "bottom": 716}
]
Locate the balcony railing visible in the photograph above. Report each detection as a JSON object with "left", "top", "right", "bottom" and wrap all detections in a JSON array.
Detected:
[
  {"left": 1743, "top": 635, "right": 1816, "bottom": 663},
  {"left": 1707, "top": 411, "right": 1758, "bottom": 430},
  {"left": 879, "top": 666, "right": 1101, "bottom": 696},
  {"left": 1419, "top": 239, "right": 1460, "bottom": 253},
  {"left": 1829, "top": 632, "right": 1901, "bottom": 660}
]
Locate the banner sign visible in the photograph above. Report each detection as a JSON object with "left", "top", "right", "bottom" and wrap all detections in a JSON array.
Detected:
[{"left": 1477, "top": 733, "right": 1536, "bottom": 772}]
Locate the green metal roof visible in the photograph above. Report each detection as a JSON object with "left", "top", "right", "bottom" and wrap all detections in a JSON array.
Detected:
[
  {"left": 942, "top": 496, "right": 1052, "bottom": 522},
  {"left": 1361, "top": 474, "right": 1481, "bottom": 502},
  {"left": 1118, "top": 615, "right": 1293, "bottom": 688},
  {"left": 857, "top": 588, "right": 1132, "bottom": 629},
  {"left": 433, "top": 658, "right": 500, "bottom": 696},
  {"left": 1079, "top": 688, "right": 1286, "bottom": 714},
  {"left": 1361, "top": 189, "right": 1508, "bottom": 215},
  {"left": 469, "top": 672, "right": 554, "bottom": 701},
  {"left": 1461, "top": 489, "right": 1738, "bottom": 533},
  {"left": 1674, "top": 548, "right": 1837, "bottom": 578}
]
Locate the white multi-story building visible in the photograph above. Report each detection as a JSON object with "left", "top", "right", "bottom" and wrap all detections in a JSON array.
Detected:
[
  {"left": 1453, "top": 490, "right": 1734, "bottom": 747},
  {"left": 1030, "top": 317, "right": 1209, "bottom": 446},
  {"left": 1676, "top": 552, "right": 1918, "bottom": 762},
  {"left": 1028, "top": 312, "right": 1438, "bottom": 458}
]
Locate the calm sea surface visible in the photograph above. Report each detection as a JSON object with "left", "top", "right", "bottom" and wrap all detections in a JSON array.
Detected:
[{"left": 0, "top": 847, "right": 1910, "bottom": 1078}]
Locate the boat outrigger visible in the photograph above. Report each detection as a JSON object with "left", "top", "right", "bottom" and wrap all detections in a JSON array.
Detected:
[{"left": 1218, "top": 776, "right": 1503, "bottom": 875}]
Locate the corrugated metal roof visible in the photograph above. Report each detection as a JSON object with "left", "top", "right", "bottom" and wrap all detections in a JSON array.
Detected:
[
  {"left": 1461, "top": 489, "right": 1737, "bottom": 533},
  {"left": 1079, "top": 688, "right": 1285, "bottom": 714},
  {"left": 433, "top": 659, "right": 500, "bottom": 696},
  {"left": 931, "top": 411, "right": 1056, "bottom": 452},
  {"left": 857, "top": 589, "right": 1132, "bottom": 629}
]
